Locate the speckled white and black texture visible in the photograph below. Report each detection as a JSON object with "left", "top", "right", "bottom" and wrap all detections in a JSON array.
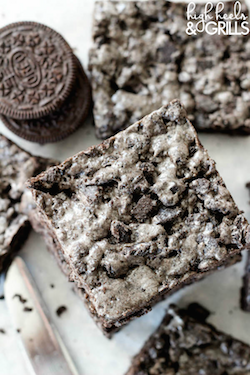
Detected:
[
  {"left": 29, "top": 101, "right": 250, "bottom": 334},
  {"left": 89, "top": 1, "right": 250, "bottom": 139},
  {"left": 0, "top": 134, "right": 56, "bottom": 272},
  {"left": 126, "top": 304, "right": 250, "bottom": 375}
]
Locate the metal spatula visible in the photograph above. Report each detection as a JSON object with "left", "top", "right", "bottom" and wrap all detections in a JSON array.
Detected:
[{"left": 4, "top": 256, "right": 79, "bottom": 375}]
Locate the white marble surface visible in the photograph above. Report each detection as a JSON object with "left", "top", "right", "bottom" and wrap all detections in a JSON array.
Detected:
[{"left": 0, "top": 1, "right": 250, "bottom": 374}]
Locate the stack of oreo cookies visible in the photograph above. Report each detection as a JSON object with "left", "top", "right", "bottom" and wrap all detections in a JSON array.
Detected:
[{"left": 0, "top": 21, "right": 91, "bottom": 143}]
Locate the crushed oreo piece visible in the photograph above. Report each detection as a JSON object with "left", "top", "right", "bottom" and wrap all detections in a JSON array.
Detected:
[
  {"left": 13, "top": 294, "right": 27, "bottom": 304},
  {"left": 56, "top": 306, "right": 67, "bottom": 317},
  {"left": 23, "top": 307, "right": 33, "bottom": 312}
]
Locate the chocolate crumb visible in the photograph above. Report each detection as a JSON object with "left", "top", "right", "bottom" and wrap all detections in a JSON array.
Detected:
[
  {"left": 23, "top": 307, "right": 33, "bottom": 312},
  {"left": 13, "top": 294, "right": 27, "bottom": 304},
  {"left": 56, "top": 306, "right": 67, "bottom": 317},
  {"left": 187, "top": 302, "right": 210, "bottom": 322},
  {"left": 0, "top": 329, "right": 5, "bottom": 334},
  {"left": 0, "top": 295, "right": 4, "bottom": 300},
  {"left": 16, "top": 329, "right": 21, "bottom": 333},
  {"left": 50, "top": 284, "right": 55, "bottom": 288}
]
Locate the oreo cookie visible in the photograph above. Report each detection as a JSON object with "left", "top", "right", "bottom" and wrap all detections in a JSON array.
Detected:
[
  {"left": 0, "top": 57, "right": 91, "bottom": 144},
  {"left": 0, "top": 21, "right": 76, "bottom": 119},
  {"left": 0, "top": 22, "right": 91, "bottom": 143}
]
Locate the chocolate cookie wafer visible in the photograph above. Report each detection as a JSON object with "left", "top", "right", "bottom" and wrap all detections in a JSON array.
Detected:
[
  {"left": 0, "top": 56, "right": 91, "bottom": 144},
  {"left": 0, "top": 21, "right": 76, "bottom": 120}
]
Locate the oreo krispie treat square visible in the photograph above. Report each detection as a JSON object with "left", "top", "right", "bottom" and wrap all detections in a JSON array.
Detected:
[
  {"left": 0, "top": 134, "right": 56, "bottom": 272},
  {"left": 89, "top": 1, "right": 250, "bottom": 139},
  {"left": 28, "top": 100, "right": 249, "bottom": 336},
  {"left": 126, "top": 303, "right": 250, "bottom": 375}
]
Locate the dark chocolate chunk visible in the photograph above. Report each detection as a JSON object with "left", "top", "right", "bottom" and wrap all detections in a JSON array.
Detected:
[
  {"left": 186, "top": 302, "right": 211, "bottom": 322},
  {"left": 110, "top": 220, "right": 131, "bottom": 243},
  {"left": 132, "top": 196, "right": 157, "bottom": 222}
]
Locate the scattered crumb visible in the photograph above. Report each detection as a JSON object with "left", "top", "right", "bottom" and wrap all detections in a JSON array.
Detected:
[
  {"left": 23, "top": 307, "right": 33, "bottom": 312},
  {"left": 29, "top": 338, "right": 33, "bottom": 342},
  {"left": 16, "top": 329, "right": 21, "bottom": 333},
  {"left": 0, "top": 329, "right": 5, "bottom": 334},
  {"left": 229, "top": 310, "right": 233, "bottom": 315},
  {"left": 56, "top": 306, "right": 67, "bottom": 317},
  {"left": 0, "top": 295, "right": 4, "bottom": 300},
  {"left": 50, "top": 284, "right": 55, "bottom": 289},
  {"left": 13, "top": 294, "right": 27, "bottom": 304}
]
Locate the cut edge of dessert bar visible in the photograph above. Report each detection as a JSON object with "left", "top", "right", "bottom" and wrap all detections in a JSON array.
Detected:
[
  {"left": 0, "top": 133, "right": 57, "bottom": 272},
  {"left": 27, "top": 100, "right": 250, "bottom": 336},
  {"left": 27, "top": 207, "right": 243, "bottom": 338},
  {"left": 125, "top": 303, "right": 250, "bottom": 375}
]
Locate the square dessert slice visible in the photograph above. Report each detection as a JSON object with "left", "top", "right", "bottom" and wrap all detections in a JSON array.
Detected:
[
  {"left": 126, "top": 303, "right": 250, "bottom": 375},
  {"left": 28, "top": 100, "right": 250, "bottom": 336},
  {"left": 89, "top": 0, "right": 250, "bottom": 139},
  {"left": 0, "top": 134, "right": 56, "bottom": 272}
]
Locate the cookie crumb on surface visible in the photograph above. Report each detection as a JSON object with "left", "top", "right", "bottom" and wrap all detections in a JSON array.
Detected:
[
  {"left": 23, "top": 307, "right": 33, "bottom": 312},
  {"left": 56, "top": 306, "right": 67, "bottom": 317},
  {"left": 13, "top": 294, "right": 27, "bottom": 304}
]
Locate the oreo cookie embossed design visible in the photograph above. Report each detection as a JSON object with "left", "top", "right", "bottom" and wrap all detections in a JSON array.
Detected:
[
  {"left": 0, "top": 57, "right": 91, "bottom": 143},
  {"left": 0, "top": 22, "right": 75, "bottom": 119}
]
